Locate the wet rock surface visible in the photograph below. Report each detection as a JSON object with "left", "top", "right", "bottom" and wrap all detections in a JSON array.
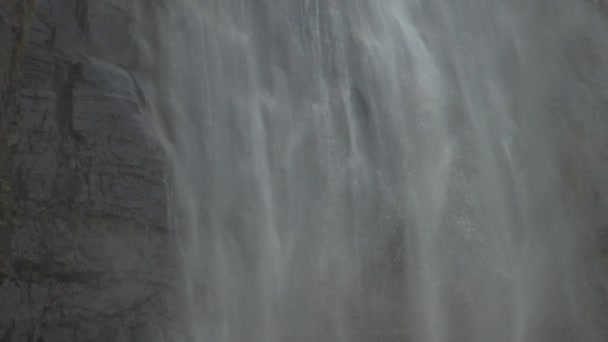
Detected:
[{"left": 0, "top": 1, "right": 175, "bottom": 340}]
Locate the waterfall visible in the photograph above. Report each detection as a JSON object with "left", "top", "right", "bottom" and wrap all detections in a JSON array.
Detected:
[{"left": 134, "top": 1, "right": 608, "bottom": 341}]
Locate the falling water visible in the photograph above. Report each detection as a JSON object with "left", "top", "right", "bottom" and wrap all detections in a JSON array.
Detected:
[{"left": 134, "top": 1, "right": 608, "bottom": 341}]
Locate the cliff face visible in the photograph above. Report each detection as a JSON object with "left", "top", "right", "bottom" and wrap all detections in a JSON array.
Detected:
[
  {"left": 0, "top": 1, "right": 174, "bottom": 341},
  {"left": 0, "top": 0, "right": 34, "bottom": 284}
]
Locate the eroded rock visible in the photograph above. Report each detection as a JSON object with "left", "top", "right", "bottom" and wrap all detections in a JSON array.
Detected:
[{"left": 0, "top": 0, "right": 174, "bottom": 340}]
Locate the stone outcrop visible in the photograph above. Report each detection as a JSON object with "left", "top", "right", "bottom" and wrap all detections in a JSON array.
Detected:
[
  {"left": 0, "top": 0, "right": 35, "bottom": 284},
  {"left": 0, "top": 1, "right": 174, "bottom": 340}
]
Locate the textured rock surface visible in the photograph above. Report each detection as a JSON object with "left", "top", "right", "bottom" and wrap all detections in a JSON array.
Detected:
[
  {"left": 0, "top": 1, "right": 174, "bottom": 340},
  {"left": 0, "top": 0, "right": 35, "bottom": 284}
]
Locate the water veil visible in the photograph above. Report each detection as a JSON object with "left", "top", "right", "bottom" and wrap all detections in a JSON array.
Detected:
[{"left": 133, "top": 1, "right": 608, "bottom": 341}]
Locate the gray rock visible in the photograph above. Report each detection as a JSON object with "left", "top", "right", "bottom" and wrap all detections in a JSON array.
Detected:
[{"left": 0, "top": 0, "right": 174, "bottom": 340}]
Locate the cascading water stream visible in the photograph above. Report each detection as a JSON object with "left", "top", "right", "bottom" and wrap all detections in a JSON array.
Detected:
[{"left": 134, "top": 1, "right": 608, "bottom": 341}]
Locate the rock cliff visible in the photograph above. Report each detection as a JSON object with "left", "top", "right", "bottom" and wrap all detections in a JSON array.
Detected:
[{"left": 0, "top": 1, "right": 174, "bottom": 340}]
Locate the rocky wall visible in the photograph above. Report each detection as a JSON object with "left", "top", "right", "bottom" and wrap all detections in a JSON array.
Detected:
[{"left": 0, "top": 1, "right": 175, "bottom": 340}]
